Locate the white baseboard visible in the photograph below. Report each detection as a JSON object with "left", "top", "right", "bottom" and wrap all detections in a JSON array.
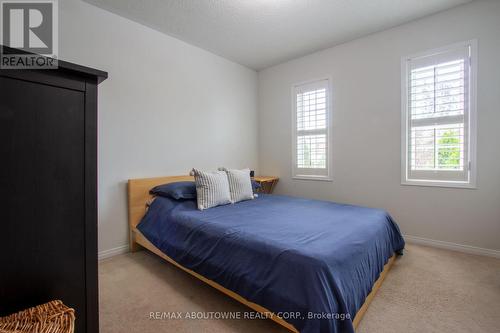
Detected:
[
  {"left": 98, "top": 244, "right": 129, "bottom": 260},
  {"left": 404, "top": 235, "right": 500, "bottom": 259}
]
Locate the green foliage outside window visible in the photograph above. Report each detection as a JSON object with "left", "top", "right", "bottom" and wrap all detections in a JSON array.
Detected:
[{"left": 438, "top": 130, "right": 461, "bottom": 169}]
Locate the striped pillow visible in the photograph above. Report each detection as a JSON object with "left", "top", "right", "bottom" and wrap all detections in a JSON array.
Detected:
[
  {"left": 190, "top": 168, "right": 232, "bottom": 210},
  {"left": 220, "top": 168, "right": 255, "bottom": 203}
]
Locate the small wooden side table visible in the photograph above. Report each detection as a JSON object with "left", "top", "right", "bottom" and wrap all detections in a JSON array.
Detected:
[{"left": 253, "top": 176, "right": 279, "bottom": 194}]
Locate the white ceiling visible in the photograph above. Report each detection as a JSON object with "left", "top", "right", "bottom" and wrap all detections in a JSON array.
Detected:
[{"left": 83, "top": 0, "right": 473, "bottom": 70}]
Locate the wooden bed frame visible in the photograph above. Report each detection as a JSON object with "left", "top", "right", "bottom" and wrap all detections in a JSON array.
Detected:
[{"left": 128, "top": 175, "right": 396, "bottom": 332}]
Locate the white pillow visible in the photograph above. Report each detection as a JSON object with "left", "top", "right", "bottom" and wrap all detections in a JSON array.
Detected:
[
  {"left": 220, "top": 168, "right": 255, "bottom": 203},
  {"left": 190, "top": 168, "right": 232, "bottom": 210}
]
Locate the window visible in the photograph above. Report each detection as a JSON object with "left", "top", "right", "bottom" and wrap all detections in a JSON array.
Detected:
[
  {"left": 292, "top": 79, "right": 332, "bottom": 180},
  {"left": 401, "top": 41, "right": 477, "bottom": 188}
]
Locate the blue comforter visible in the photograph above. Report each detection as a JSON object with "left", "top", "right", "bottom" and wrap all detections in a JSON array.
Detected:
[{"left": 137, "top": 194, "right": 404, "bottom": 333}]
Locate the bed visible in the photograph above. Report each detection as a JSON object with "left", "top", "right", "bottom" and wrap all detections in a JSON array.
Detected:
[{"left": 128, "top": 176, "right": 405, "bottom": 333}]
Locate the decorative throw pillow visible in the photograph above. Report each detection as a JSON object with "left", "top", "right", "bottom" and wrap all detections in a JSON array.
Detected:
[
  {"left": 220, "top": 168, "right": 255, "bottom": 203},
  {"left": 190, "top": 168, "right": 232, "bottom": 210}
]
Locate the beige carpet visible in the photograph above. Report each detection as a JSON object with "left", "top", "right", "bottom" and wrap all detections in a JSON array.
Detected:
[{"left": 99, "top": 244, "right": 500, "bottom": 333}]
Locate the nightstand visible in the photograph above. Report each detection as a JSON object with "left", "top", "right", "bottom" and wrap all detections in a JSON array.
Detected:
[{"left": 252, "top": 176, "right": 279, "bottom": 194}]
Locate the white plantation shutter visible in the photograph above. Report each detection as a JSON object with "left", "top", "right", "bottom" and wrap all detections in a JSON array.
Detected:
[
  {"left": 293, "top": 79, "right": 332, "bottom": 179},
  {"left": 402, "top": 41, "right": 477, "bottom": 187}
]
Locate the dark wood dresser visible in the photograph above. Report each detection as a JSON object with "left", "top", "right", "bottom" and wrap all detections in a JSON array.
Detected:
[{"left": 0, "top": 53, "right": 107, "bottom": 333}]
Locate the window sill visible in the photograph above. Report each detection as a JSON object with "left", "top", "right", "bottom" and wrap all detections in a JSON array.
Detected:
[
  {"left": 293, "top": 176, "right": 333, "bottom": 182},
  {"left": 401, "top": 180, "right": 476, "bottom": 189}
]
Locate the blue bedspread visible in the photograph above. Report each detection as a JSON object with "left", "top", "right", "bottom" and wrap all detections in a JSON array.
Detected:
[{"left": 137, "top": 194, "right": 404, "bottom": 333}]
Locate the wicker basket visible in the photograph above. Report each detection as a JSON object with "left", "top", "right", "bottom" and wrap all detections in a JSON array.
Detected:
[{"left": 0, "top": 300, "right": 75, "bottom": 333}]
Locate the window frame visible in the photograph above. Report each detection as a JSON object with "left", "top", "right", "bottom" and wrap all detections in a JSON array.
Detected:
[
  {"left": 291, "top": 78, "right": 333, "bottom": 181},
  {"left": 401, "top": 40, "right": 477, "bottom": 189}
]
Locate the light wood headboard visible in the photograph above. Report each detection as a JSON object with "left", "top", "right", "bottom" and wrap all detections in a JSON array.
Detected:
[{"left": 127, "top": 175, "right": 193, "bottom": 251}]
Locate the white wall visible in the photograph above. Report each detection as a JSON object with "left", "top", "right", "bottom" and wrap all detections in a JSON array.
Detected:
[
  {"left": 258, "top": 0, "right": 500, "bottom": 251},
  {"left": 59, "top": 0, "right": 258, "bottom": 254}
]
